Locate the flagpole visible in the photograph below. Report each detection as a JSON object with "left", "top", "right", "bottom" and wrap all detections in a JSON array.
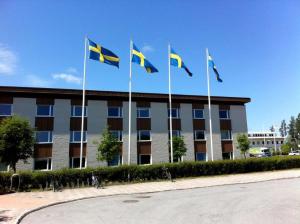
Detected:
[
  {"left": 128, "top": 40, "right": 133, "bottom": 165},
  {"left": 168, "top": 44, "right": 174, "bottom": 163},
  {"left": 206, "top": 48, "right": 214, "bottom": 162},
  {"left": 79, "top": 36, "right": 88, "bottom": 169}
]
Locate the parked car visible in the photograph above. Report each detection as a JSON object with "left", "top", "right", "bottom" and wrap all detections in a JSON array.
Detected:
[
  {"left": 249, "top": 147, "right": 272, "bottom": 158},
  {"left": 288, "top": 151, "right": 300, "bottom": 156}
]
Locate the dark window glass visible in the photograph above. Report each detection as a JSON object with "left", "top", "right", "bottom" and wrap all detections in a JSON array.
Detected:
[
  {"left": 221, "top": 130, "right": 232, "bottom": 140},
  {"left": 108, "top": 154, "right": 121, "bottom": 166},
  {"left": 71, "top": 131, "right": 86, "bottom": 142},
  {"left": 137, "top": 108, "right": 150, "bottom": 118},
  {"left": 138, "top": 130, "right": 151, "bottom": 141},
  {"left": 219, "top": 110, "right": 230, "bottom": 119},
  {"left": 0, "top": 104, "right": 12, "bottom": 116},
  {"left": 168, "top": 108, "right": 179, "bottom": 118},
  {"left": 194, "top": 130, "right": 205, "bottom": 140},
  {"left": 196, "top": 152, "right": 206, "bottom": 161},
  {"left": 72, "top": 106, "right": 87, "bottom": 117},
  {"left": 37, "top": 105, "right": 53, "bottom": 116},
  {"left": 108, "top": 107, "right": 122, "bottom": 117},
  {"left": 222, "top": 152, "right": 231, "bottom": 160},
  {"left": 34, "top": 159, "right": 51, "bottom": 170},
  {"left": 71, "top": 157, "right": 86, "bottom": 168},
  {"left": 193, "top": 109, "right": 204, "bottom": 119},
  {"left": 140, "top": 155, "right": 151, "bottom": 164},
  {"left": 36, "top": 131, "right": 52, "bottom": 143}
]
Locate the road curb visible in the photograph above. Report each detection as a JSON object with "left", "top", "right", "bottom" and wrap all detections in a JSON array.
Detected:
[{"left": 15, "top": 175, "right": 300, "bottom": 224}]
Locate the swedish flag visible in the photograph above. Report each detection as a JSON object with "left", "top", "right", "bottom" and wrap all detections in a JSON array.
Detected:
[
  {"left": 88, "top": 39, "right": 120, "bottom": 68},
  {"left": 208, "top": 54, "right": 222, "bottom": 82},
  {"left": 170, "top": 48, "right": 192, "bottom": 76},
  {"left": 131, "top": 44, "right": 158, "bottom": 73}
]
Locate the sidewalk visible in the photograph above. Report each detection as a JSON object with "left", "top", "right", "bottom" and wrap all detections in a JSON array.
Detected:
[{"left": 1, "top": 169, "right": 300, "bottom": 224}]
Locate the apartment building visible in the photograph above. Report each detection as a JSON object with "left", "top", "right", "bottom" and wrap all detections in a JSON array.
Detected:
[{"left": 0, "top": 86, "right": 250, "bottom": 171}]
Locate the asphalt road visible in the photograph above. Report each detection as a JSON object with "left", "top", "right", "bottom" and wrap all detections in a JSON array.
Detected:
[{"left": 21, "top": 178, "right": 300, "bottom": 224}]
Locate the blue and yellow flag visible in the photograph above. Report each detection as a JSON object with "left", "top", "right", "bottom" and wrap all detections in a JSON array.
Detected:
[
  {"left": 88, "top": 39, "right": 120, "bottom": 68},
  {"left": 131, "top": 44, "right": 158, "bottom": 73},
  {"left": 208, "top": 54, "right": 222, "bottom": 82},
  {"left": 170, "top": 48, "right": 192, "bottom": 77}
]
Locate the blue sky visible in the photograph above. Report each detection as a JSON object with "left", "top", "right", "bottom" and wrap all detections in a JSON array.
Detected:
[{"left": 0, "top": 0, "right": 300, "bottom": 131}]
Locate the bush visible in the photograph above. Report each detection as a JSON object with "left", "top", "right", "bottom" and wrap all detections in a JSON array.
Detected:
[{"left": 1, "top": 156, "right": 300, "bottom": 192}]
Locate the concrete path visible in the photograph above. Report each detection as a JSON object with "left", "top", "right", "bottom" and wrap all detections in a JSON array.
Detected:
[
  {"left": 1, "top": 169, "right": 300, "bottom": 224},
  {"left": 20, "top": 178, "right": 300, "bottom": 224}
]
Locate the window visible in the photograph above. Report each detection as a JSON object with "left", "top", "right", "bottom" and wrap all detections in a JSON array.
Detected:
[
  {"left": 108, "top": 154, "right": 122, "bottom": 166},
  {"left": 276, "top": 141, "right": 279, "bottom": 144},
  {"left": 139, "top": 154, "right": 151, "bottom": 165},
  {"left": 110, "top": 130, "right": 122, "bottom": 142},
  {"left": 222, "top": 152, "right": 233, "bottom": 160},
  {"left": 193, "top": 109, "right": 204, "bottom": 119},
  {"left": 71, "top": 105, "right": 87, "bottom": 117},
  {"left": 257, "top": 141, "right": 260, "bottom": 145},
  {"left": 36, "top": 131, "right": 53, "bottom": 143},
  {"left": 70, "top": 157, "right": 86, "bottom": 168},
  {"left": 37, "top": 105, "right": 53, "bottom": 117},
  {"left": 137, "top": 107, "right": 150, "bottom": 118},
  {"left": 0, "top": 104, "right": 12, "bottom": 116},
  {"left": 196, "top": 152, "right": 206, "bottom": 161},
  {"left": 169, "top": 130, "right": 181, "bottom": 139},
  {"left": 70, "top": 131, "right": 87, "bottom": 143},
  {"left": 252, "top": 141, "right": 255, "bottom": 145},
  {"left": 262, "top": 141, "right": 264, "bottom": 145},
  {"left": 138, "top": 130, "right": 151, "bottom": 141},
  {"left": 168, "top": 108, "right": 180, "bottom": 118},
  {"left": 108, "top": 107, "right": 122, "bottom": 118},
  {"left": 34, "top": 158, "right": 51, "bottom": 170},
  {"left": 194, "top": 130, "right": 205, "bottom": 141},
  {"left": 219, "top": 110, "right": 230, "bottom": 119},
  {"left": 281, "top": 141, "right": 284, "bottom": 144},
  {"left": 221, "top": 130, "right": 232, "bottom": 140}
]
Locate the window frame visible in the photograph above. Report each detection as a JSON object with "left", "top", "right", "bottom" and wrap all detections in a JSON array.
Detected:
[
  {"left": 194, "top": 130, "right": 206, "bottom": 141},
  {"left": 136, "top": 107, "right": 150, "bottom": 118},
  {"left": 0, "top": 104, "right": 12, "bottom": 117},
  {"left": 35, "top": 131, "right": 53, "bottom": 144},
  {"left": 70, "top": 157, "right": 86, "bottom": 169},
  {"left": 137, "top": 130, "right": 151, "bottom": 142},
  {"left": 219, "top": 110, "right": 230, "bottom": 120},
  {"left": 71, "top": 105, "right": 87, "bottom": 117},
  {"left": 70, "top": 131, "right": 87, "bottom": 143},
  {"left": 195, "top": 152, "right": 206, "bottom": 161},
  {"left": 168, "top": 108, "right": 180, "bottom": 119},
  {"left": 221, "top": 130, "right": 232, "bottom": 140},
  {"left": 34, "top": 158, "right": 52, "bottom": 171},
  {"left": 139, "top": 154, "right": 152, "bottom": 165},
  {"left": 107, "top": 106, "right": 123, "bottom": 118},
  {"left": 169, "top": 130, "right": 181, "bottom": 139},
  {"left": 110, "top": 130, "right": 123, "bottom": 142},
  {"left": 36, "top": 105, "right": 53, "bottom": 117},
  {"left": 108, "top": 154, "right": 122, "bottom": 166},
  {"left": 193, "top": 109, "right": 204, "bottom": 119}
]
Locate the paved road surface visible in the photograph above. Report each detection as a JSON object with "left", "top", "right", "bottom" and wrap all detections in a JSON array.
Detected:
[{"left": 21, "top": 178, "right": 300, "bottom": 224}]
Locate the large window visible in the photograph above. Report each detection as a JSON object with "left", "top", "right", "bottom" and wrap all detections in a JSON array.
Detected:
[
  {"left": 139, "top": 154, "right": 151, "bottom": 165},
  {"left": 222, "top": 152, "right": 233, "bottom": 160},
  {"left": 169, "top": 130, "right": 181, "bottom": 139},
  {"left": 219, "top": 110, "right": 230, "bottom": 119},
  {"left": 137, "top": 130, "right": 151, "bottom": 141},
  {"left": 168, "top": 108, "right": 180, "bottom": 118},
  {"left": 193, "top": 109, "right": 204, "bottom": 119},
  {"left": 108, "top": 154, "right": 122, "bottom": 166},
  {"left": 70, "top": 131, "right": 87, "bottom": 143},
  {"left": 110, "top": 130, "right": 122, "bottom": 142},
  {"left": 37, "top": 105, "right": 53, "bottom": 117},
  {"left": 194, "top": 130, "right": 205, "bottom": 141},
  {"left": 137, "top": 107, "right": 150, "bottom": 118},
  {"left": 71, "top": 105, "right": 87, "bottom": 117},
  {"left": 196, "top": 152, "right": 206, "bottom": 161},
  {"left": 36, "top": 131, "right": 53, "bottom": 143},
  {"left": 70, "top": 157, "right": 86, "bottom": 168},
  {"left": 34, "top": 158, "right": 51, "bottom": 170},
  {"left": 221, "top": 130, "right": 232, "bottom": 140},
  {"left": 0, "top": 104, "right": 12, "bottom": 116},
  {"left": 108, "top": 107, "right": 122, "bottom": 118}
]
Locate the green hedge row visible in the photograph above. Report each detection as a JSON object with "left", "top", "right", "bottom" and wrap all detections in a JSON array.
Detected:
[{"left": 1, "top": 156, "right": 300, "bottom": 192}]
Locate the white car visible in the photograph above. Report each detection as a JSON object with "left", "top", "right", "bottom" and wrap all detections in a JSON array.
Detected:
[{"left": 288, "top": 151, "right": 300, "bottom": 156}]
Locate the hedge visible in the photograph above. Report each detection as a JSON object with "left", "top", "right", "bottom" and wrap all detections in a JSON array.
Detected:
[{"left": 1, "top": 156, "right": 300, "bottom": 192}]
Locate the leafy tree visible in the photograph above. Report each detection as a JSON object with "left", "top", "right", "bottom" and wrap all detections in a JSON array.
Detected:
[
  {"left": 280, "top": 142, "right": 293, "bottom": 155},
  {"left": 288, "top": 116, "right": 297, "bottom": 140},
  {"left": 96, "top": 127, "right": 121, "bottom": 165},
  {"left": 269, "top": 125, "right": 275, "bottom": 132},
  {"left": 172, "top": 136, "right": 187, "bottom": 162},
  {"left": 279, "top": 120, "right": 287, "bottom": 137},
  {"left": 0, "top": 115, "right": 35, "bottom": 173},
  {"left": 295, "top": 113, "right": 300, "bottom": 140},
  {"left": 236, "top": 133, "right": 250, "bottom": 159}
]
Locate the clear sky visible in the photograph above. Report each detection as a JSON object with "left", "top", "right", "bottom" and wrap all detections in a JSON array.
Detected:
[{"left": 0, "top": 0, "right": 300, "bottom": 131}]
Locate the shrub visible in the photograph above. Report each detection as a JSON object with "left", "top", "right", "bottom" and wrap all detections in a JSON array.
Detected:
[{"left": 1, "top": 156, "right": 300, "bottom": 192}]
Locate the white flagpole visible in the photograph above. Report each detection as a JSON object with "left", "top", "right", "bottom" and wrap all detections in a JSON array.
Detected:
[
  {"left": 168, "top": 44, "right": 174, "bottom": 163},
  {"left": 128, "top": 40, "right": 133, "bottom": 165},
  {"left": 79, "top": 36, "right": 88, "bottom": 169},
  {"left": 206, "top": 48, "right": 214, "bottom": 162}
]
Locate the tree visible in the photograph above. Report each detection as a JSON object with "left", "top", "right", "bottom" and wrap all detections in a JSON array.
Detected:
[
  {"left": 96, "top": 127, "right": 121, "bottom": 165},
  {"left": 269, "top": 125, "right": 275, "bottom": 133},
  {"left": 236, "top": 133, "right": 250, "bottom": 159},
  {"left": 279, "top": 120, "right": 287, "bottom": 137},
  {"left": 295, "top": 113, "right": 300, "bottom": 140},
  {"left": 172, "top": 136, "right": 187, "bottom": 162},
  {"left": 0, "top": 115, "right": 35, "bottom": 173},
  {"left": 288, "top": 116, "right": 297, "bottom": 140}
]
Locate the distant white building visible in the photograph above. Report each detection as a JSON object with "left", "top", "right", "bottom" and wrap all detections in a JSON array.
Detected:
[{"left": 248, "top": 132, "right": 286, "bottom": 151}]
